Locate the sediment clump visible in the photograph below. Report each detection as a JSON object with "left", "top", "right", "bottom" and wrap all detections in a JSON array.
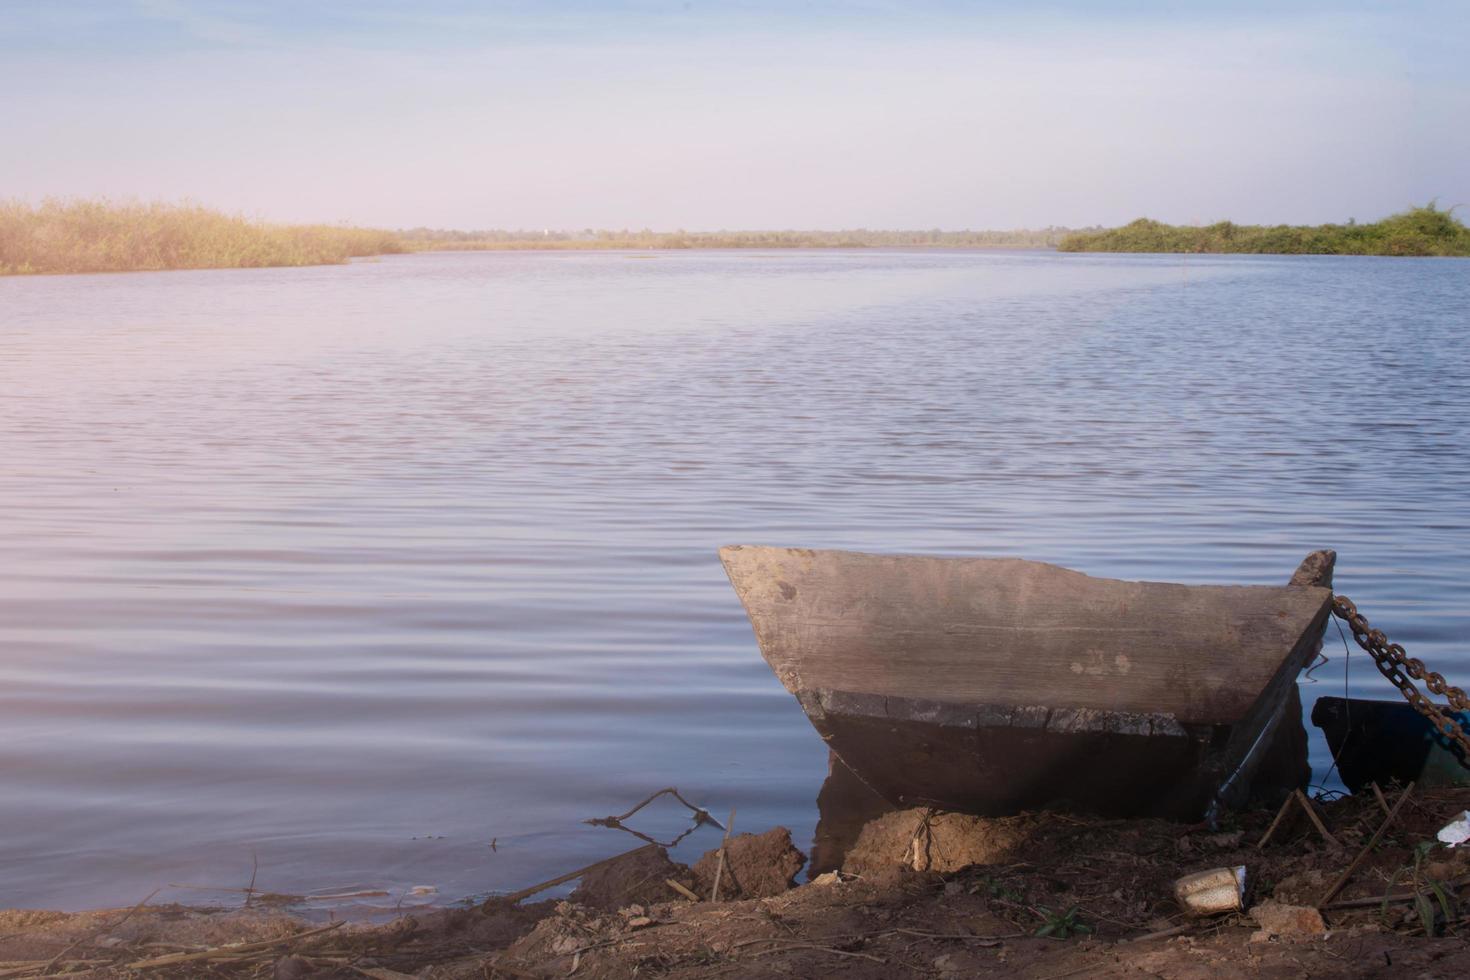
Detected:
[
  {"left": 4, "top": 787, "right": 1469, "bottom": 978},
  {"left": 690, "top": 828, "right": 806, "bottom": 900},
  {"left": 568, "top": 845, "right": 698, "bottom": 911},
  {"left": 844, "top": 808, "right": 1041, "bottom": 876}
]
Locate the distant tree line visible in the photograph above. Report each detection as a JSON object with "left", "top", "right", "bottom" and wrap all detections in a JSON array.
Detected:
[
  {"left": 1057, "top": 205, "right": 1470, "bottom": 257},
  {"left": 396, "top": 226, "right": 1086, "bottom": 250},
  {"left": 10, "top": 198, "right": 1466, "bottom": 276}
]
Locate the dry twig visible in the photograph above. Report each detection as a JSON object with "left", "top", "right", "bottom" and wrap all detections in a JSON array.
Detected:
[
  {"left": 1258, "top": 790, "right": 1339, "bottom": 849},
  {"left": 1295, "top": 789, "right": 1342, "bottom": 848},
  {"left": 28, "top": 888, "right": 160, "bottom": 978},
  {"left": 746, "top": 941, "right": 885, "bottom": 964},
  {"left": 584, "top": 788, "right": 724, "bottom": 846},
  {"left": 1121, "top": 923, "right": 1194, "bottom": 943},
  {"left": 887, "top": 928, "right": 1019, "bottom": 943},
  {"left": 125, "top": 920, "right": 345, "bottom": 969},
  {"left": 666, "top": 879, "right": 701, "bottom": 902},
  {"left": 1317, "top": 782, "right": 1416, "bottom": 907},
  {"left": 489, "top": 844, "right": 659, "bottom": 906},
  {"left": 710, "top": 808, "right": 736, "bottom": 902}
]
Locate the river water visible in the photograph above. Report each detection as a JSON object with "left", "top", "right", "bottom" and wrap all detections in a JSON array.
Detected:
[{"left": 2, "top": 249, "right": 1467, "bottom": 911}]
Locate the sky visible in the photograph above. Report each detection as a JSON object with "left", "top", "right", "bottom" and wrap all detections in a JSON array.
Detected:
[{"left": 2, "top": 1, "right": 1467, "bottom": 230}]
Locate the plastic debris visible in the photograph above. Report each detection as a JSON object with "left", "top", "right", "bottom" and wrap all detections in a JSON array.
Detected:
[
  {"left": 1436, "top": 811, "right": 1470, "bottom": 848},
  {"left": 1174, "top": 866, "right": 1246, "bottom": 916}
]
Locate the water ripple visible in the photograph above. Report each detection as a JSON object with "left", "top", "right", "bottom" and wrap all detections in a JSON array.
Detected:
[{"left": 1, "top": 250, "right": 1467, "bottom": 909}]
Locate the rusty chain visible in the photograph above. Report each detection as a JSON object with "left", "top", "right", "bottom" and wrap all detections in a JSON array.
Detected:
[{"left": 1330, "top": 594, "right": 1470, "bottom": 759}]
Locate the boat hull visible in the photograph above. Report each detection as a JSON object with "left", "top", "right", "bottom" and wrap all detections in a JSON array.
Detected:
[
  {"left": 721, "top": 546, "right": 1334, "bottom": 820},
  {"left": 1311, "top": 696, "right": 1470, "bottom": 792},
  {"left": 802, "top": 689, "right": 1219, "bottom": 817}
]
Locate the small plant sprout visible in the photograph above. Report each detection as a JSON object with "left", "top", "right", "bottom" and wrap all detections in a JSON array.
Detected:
[
  {"left": 1380, "top": 840, "right": 1458, "bottom": 936},
  {"left": 1033, "top": 904, "right": 1093, "bottom": 939}
]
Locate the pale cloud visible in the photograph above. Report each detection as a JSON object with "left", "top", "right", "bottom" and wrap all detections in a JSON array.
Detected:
[{"left": 131, "top": 0, "right": 267, "bottom": 45}]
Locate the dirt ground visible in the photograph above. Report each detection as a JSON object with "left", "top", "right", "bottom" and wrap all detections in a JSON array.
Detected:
[{"left": 3, "top": 787, "right": 1468, "bottom": 979}]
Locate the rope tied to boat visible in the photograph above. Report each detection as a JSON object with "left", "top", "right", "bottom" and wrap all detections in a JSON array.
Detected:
[{"left": 1330, "top": 594, "right": 1470, "bottom": 759}]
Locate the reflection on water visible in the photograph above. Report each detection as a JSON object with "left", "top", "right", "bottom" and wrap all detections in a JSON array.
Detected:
[
  {"left": 1, "top": 249, "right": 1468, "bottom": 910},
  {"left": 811, "top": 753, "right": 896, "bottom": 878}
]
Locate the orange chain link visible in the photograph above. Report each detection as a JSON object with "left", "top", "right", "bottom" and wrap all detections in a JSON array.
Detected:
[{"left": 1331, "top": 594, "right": 1470, "bottom": 759}]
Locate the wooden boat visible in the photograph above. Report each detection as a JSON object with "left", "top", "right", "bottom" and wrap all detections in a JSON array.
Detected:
[
  {"left": 1311, "top": 696, "right": 1470, "bottom": 792},
  {"left": 720, "top": 545, "right": 1336, "bottom": 820}
]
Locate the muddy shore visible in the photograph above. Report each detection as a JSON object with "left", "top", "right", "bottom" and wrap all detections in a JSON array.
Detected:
[{"left": 4, "top": 787, "right": 1468, "bottom": 979}]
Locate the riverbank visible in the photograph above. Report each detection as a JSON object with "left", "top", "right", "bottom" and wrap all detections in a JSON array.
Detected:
[
  {"left": 4, "top": 786, "right": 1465, "bottom": 978},
  {"left": 0, "top": 200, "right": 403, "bottom": 275},
  {"left": 0, "top": 200, "right": 1083, "bottom": 274},
  {"left": 1057, "top": 205, "right": 1470, "bottom": 257},
  {"left": 10, "top": 199, "right": 1470, "bottom": 273},
  {"left": 397, "top": 228, "right": 1079, "bottom": 251}
]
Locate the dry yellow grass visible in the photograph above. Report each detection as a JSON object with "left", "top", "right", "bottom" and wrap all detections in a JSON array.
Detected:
[{"left": 0, "top": 199, "right": 404, "bottom": 275}]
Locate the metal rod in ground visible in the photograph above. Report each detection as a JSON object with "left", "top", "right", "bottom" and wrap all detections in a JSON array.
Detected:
[{"left": 710, "top": 808, "right": 737, "bottom": 902}]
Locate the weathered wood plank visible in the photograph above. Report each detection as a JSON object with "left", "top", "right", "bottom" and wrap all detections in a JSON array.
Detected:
[{"left": 720, "top": 546, "right": 1332, "bottom": 726}]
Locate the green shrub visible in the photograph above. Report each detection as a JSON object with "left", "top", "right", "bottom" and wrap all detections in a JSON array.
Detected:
[{"left": 1057, "top": 204, "right": 1470, "bottom": 257}]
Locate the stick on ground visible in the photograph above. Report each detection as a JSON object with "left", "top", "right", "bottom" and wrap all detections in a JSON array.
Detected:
[
  {"left": 1323, "top": 875, "right": 1470, "bottom": 910},
  {"left": 1295, "top": 789, "right": 1341, "bottom": 848},
  {"left": 666, "top": 879, "right": 701, "bottom": 902},
  {"left": 1257, "top": 793, "right": 1298, "bottom": 849},
  {"left": 490, "top": 844, "right": 659, "bottom": 907},
  {"left": 710, "top": 808, "right": 736, "bottom": 902},
  {"left": 31, "top": 888, "right": 160, "bottom": 978},
  {"left": 126, "top": 921, "right": 345, "bottom": 970},
  {"left": 1317, "top": 782, "right": 1416, "bottom": 907}
]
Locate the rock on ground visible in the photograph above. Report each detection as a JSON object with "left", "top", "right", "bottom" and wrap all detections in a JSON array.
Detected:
[{"left": 1250, "top": 902, "right": 1328, "bottom": 938}]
